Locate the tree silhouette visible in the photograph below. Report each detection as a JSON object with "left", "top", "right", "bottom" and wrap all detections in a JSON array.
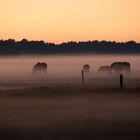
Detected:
[{"left": 0, "top": 39, "right": 139, "bottom": 55}]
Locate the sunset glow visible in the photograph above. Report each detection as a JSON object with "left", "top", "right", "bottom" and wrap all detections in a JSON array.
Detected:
[{"left": 0, "top": 0, "right": 140, "bottom": 43}]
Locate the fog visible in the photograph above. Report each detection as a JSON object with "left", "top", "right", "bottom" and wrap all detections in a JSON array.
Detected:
[
  {"left": 0, "top": 54, "right": 139, "bottom": 89},
  {"left": 0, "top": 55, "right": 140, "bottom": 140},
  {"left": 0, "top": 55, "right": 140, "bottom": 77}
]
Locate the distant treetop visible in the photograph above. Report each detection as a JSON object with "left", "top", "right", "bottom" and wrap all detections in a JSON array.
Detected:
[{"left": 0, "top": 39, "right": 139, "bottom": 55}]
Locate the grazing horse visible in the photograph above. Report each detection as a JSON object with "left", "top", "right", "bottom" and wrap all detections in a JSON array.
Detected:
[
  {"left": 83, "top": 64, "right": 90, "bottom": 73},
  {"left": 111, "top": 62, "right": 131, "bottom": 74},
  {"left": 98, "top": 66, "right": 112, "bottom": 74},
  {"left": 32, "top": 62, "right": 48, "bottom": 74}
]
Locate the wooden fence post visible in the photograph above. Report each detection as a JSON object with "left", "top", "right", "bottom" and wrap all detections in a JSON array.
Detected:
[
  {"left": 120, "top": 74, "right": 123, "bottom": 89},
  {"left": 82, "top": 70, "right": 85, "bottom": 86}
]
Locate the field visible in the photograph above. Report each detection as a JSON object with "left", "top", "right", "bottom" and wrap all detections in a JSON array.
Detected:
[
  {"left": 0, "top": 55, "right": 139, "bottom": 139},
  {"left": 0, "top": 79, "right": 140, "bottom": 140}
]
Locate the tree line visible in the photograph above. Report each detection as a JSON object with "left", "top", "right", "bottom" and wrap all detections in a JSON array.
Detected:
[{"left": 0, "top": 39, "right": 140, "bottom": 55}]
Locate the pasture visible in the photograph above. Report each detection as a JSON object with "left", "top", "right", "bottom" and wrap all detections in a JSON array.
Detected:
[
  {"left": 0, "top": 54, "right": 140, "bottom": 139},
  {"left": 0, "top": 81, "right": 140, "bottom": 140}
]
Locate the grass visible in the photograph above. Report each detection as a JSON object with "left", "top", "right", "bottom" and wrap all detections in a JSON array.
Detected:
[
  {"left": 1, "top": 119, "right": 140, "bottom": 140},
  {"left": 0, "top": 83, "right": 140, "bottom": 98},
  {"left": 1, "top": 82, "right": 140, "bottom": 140}
]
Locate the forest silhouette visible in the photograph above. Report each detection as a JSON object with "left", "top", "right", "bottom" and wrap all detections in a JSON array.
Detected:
[{"left": 0, "top": 39, "right": 140, "bottom": 55}]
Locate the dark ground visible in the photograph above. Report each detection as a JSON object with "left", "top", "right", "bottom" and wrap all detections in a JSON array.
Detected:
[{"left": 0, "top": 82, "right": 140, "bottom": 140}]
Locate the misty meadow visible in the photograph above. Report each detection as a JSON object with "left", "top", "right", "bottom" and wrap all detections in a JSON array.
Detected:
[
  {"left": 0, "top": 54, "right": 140, "bottom": 140},
  {"left": 1, "top": 0, "right": 140, "bottom": 139}
]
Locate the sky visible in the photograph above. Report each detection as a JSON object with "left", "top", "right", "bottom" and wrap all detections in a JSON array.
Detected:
[{"left": 0, "top": 0, "right": 140, "bottom": 43}]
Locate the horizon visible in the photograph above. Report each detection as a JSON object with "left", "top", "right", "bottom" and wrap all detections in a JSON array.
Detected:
[
  {"left": 0, "top": 0, "right": 140, "bottom": 43},
  {"left": 0, "top": 38, "right": 140, "bottom": 45}
]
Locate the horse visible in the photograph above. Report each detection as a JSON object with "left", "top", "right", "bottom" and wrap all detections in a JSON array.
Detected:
[
  {"left": 110, "top": 62, "right": 131, "bottom": 74},
  {"left": 32, "top": 62, "right": 48, "bottom": 74},
  {"left": 83, "top": 64, "right": 90, "bottom": 73},
  {"left": 98, "top": 66, "right": 112, "bottom": 75}
]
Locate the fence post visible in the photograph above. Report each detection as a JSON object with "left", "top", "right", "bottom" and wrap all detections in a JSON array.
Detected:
[
  {"left": 120, "top": 74, "right": 123, "bottom": 89},
  {"left": 82, "top": 70, "right": 85, "bottom": 86}
]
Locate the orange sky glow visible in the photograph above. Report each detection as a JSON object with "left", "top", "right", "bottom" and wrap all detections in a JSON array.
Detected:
[{"left": 0, "top": 0, "right": 140, "bottom": 43}]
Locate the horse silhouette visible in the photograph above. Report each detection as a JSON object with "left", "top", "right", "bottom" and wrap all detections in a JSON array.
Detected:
[
  {"left": 98, "top": 66, "right": 112, "bottom": 74},
  {"left": 111, "top": 62, "right": 131, "bottom": 74},
  {"left": 32, "top": 62, "right": 48, "bottom": 74},
  {"left": 83, "top": 64, "right": 90, "bottom": 73}
]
